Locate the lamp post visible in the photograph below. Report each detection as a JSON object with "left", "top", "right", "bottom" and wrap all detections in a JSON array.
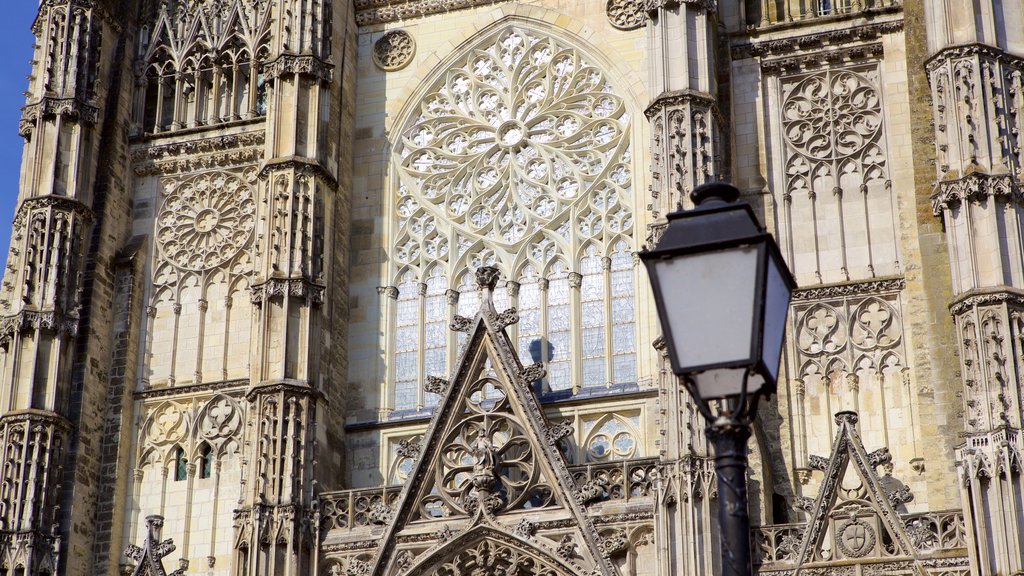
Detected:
[{"left": 640, "top": 181, "right": 796, "bottom": 576}]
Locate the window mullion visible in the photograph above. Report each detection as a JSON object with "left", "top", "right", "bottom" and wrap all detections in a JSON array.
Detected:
[
  {"left": 416, "top": 282, "right": 428, "bottom": 408},
  {"left": 539, "top": 277, "right": 550, "bottom": 393},
  {"left": 569, "top": 272, "right": 583, "bottom": 394},
  {"left": 507, "top": 281, "right": 520, "bottom": 349},
  {"left": 602, "top": 256, "right": 613, "bottom": 386}
]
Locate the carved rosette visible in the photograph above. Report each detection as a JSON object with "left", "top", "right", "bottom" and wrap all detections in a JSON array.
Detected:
[
  {"left": 157, "top": 172, "right": 256, "bottom": 272},
  {"left": 373, "top": 30, "right": 416, "bottom": 71},
  {"left": 606, "top": 0, "right": 647, "bottom": 30}
]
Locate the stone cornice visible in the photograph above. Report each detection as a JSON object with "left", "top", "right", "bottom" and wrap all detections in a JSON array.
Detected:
[
  {"left": 131, "top": 131, "right": 266, "bottom": 177},
  {"left": 791, "top": 276, "right": 905, "bottom": 301},
  {"left": 0, "top": 309, "right": 80, "bottom": 343},
  {"left": 760, "top": 42, "right": 884, "bottom": 74},
  {"left": 732, "top": 20, "right": 902, "bottom": 63},
  {"left": 245, "top": 379, "right": 324, "bottom": 402},
  {"left": 264, "top": 54, "right": 334, "bottom": 83},
  {"left": 258, "top": 156, "right": 338, "bottom": 187},
  {"left": 35, "top": 0, "right": 122, "bottom": 33},
  {"left": 644, "top": 89, "right": 719, "bottom": 120},
  {"left": 354, "top": 0, "right": 505, "bottom": 27},
  {"left": 925, "top": 42, "right": 1024, "bottom": 73},
  {"left": 16, "top": 195, "right": 95, "bottom": 224},
  {"left": 0, "top": 408, "right": 74, "bottom": 433},
  {"left": 931, "top": 172, "right": 1023, "bottom": 215},
  {"left": 250, "top": 277, "right": 326, "bottom": 305},
  {"left": 133, "top": 379, "right": 247, "bottom": 401},
  {"left": 20, "top": 97, "right": 100, "bottom": 137},
  {"left": 949, "top": 287, "right": 1024, "bottom": 316}
]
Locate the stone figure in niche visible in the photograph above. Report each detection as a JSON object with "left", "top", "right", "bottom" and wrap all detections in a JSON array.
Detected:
[{"left": 470, "top": 433, "right": 499, "bottom": 492}]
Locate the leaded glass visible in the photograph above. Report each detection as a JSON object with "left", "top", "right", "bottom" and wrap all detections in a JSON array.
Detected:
[
  {"left": 386, "top": 24, "right": 642, "bottom": 408},
  {"left": 610, "top": 244, "right": 636, "bottom": 385},
  {"left": 580, "top": 247, "right": 606, "bottom": 387},
  {"left": 395, "top": 275, "right": 420, "bottom": 409},
  {"left": 547, "top": 266, "right": 571, "bottom": 391}
]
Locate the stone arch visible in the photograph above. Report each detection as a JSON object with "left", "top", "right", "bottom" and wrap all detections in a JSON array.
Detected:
[{"left": 401, "top": 526, "right": 579, "bottom": 576}]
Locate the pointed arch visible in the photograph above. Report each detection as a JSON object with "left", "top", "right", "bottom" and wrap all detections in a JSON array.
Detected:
[{"left": 401, "top": 526, "right": 579, "bottom": 576}]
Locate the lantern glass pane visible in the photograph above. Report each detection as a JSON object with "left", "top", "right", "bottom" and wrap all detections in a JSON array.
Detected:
[
  {"left": 761, "top": 253, "right": 792, "bottom": 385},
  {"left": 657, "top": 245, "right": 759, "bottom": 371}
]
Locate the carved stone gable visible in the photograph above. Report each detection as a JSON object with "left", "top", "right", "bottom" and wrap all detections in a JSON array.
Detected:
[
  {"left": 793, "top": 412, "right": 925, "bottom": 575},
  {"left": 369, "top": 267, "right": 616, "bottom": 576}
]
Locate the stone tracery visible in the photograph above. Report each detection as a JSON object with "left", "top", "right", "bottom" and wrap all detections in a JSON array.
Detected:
[
  {"left": 157, "top": 172, "right": 257, "bottom": 272},
  {"left": 395, "top": 25, "right": 632, "bottom": 248}
]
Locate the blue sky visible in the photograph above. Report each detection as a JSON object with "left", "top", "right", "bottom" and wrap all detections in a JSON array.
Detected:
[{"left": 0, "top": 6, "right": 42, "bottom": 271}]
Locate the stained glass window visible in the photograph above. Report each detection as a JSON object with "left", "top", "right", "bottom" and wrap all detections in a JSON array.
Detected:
[
  {"left": 173, "top": 447, "right": 188, "bottom": 481},
  {"left": 610, "top": 242, "right": 636, "bottom": 385},
  {"left": 546, "top": 263, "right": 572, "bottom": 391},
  {"left": 394, "top": 273, "right": 420, "bottom": 410},
  {"left": 386, "top": 25, "right": 642, "bottom": 411}
]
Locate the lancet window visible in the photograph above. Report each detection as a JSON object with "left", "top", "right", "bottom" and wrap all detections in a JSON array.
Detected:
[
  {"left": 134, "top": 0, "right": 271, "bottom": 135},
  {"left": 386, "top": 25, "right": 640, "bottom": 411}
]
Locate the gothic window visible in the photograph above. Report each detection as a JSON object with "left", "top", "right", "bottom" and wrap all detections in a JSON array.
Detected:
[
  {"left": 394, "top": 272, "right": 421, "bottom": 411},
  {"left": 610, "top": 242, "right": 637, "bottom": 385},
  {"left": 173, "top": 447, "right": 187, "bottom": 481},
  {"left": 198, "top": 444, "right": 213, "bottom": 479},
  {"left": 582, "top": 414, "right": 640, "bottom": 463},
  {"left": 387, "top": 25, "right": 639, "bottom": 410},
  {"left": 134, "top": 0, "right": 272, "bottom": 135},
  {"left": 580, "top": 246, "right": 606, "bottom": 385}
]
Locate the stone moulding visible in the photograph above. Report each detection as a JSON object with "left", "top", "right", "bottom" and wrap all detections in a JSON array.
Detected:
[
  {"left": 250, "top": 278, "right": 326, "bottom": 305},
  {"left": 353, "top": 0, "right": 504, "bottom": 26},
  {"left": 931, "top": 172, "right": 1022, "bottom": 215},
  {"left": 0, "top": 309, "right": 80, "bottom": 345},
  {"left": 15, "top": 194, "right": 95, "bottom": 224},
  {"left": 790, "top": 276, "right": 905, "bottom": 301},
  {"left": 0, "top": 408, "right": 73, "bottom": 432},
  {"left": 133, "top": 379, "right": 247, "bottom": 400},
  {"left": 924, "top": 42, "right": 1024, "bottom": 73},
  {"left": 35, "top": 0, "right": 122, "bottom": 32},
  {"left": 258, "top": 157, "right": 338, "bottom": 187},
  {"left": 131, "top": 131, "right": 266, "bottom": 177},
  {"left": 731, "top": 20, "right": 903, "bottom": 62},
  {"left": 264, "top": 54, "right": 334, "bottom": 82},
  {"left": 20, "top": 97, "right": 101, "bottom": 137},
  {"left": 948, "top": 287, "right": 1024, "bottom": 316},
  {"left": 643, "top": 89, "right": 720, "bottom": 121},
  {"left": 760, "top": 42, "right": 884, "bottom": 74}
]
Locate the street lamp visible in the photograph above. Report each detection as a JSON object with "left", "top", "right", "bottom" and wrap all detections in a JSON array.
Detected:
[{"left": 640, "top": 181, "right": 796, "bottom": 576}]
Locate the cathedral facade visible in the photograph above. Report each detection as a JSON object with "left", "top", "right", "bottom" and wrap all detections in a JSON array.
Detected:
[{"left": 0, "top": 0, "right": 1021, "bottom": 574}]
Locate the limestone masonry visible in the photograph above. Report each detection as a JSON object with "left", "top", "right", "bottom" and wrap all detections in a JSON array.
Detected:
[{"left": 0, "top": 0, "right": 1020, "bottom": 574}]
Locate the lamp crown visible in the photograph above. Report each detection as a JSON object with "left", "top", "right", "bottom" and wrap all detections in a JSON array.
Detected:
[{"left": 690, "top": 182, "right": 741, "bottom": 207}]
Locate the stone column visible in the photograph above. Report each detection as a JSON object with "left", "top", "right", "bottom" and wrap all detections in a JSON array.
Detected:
[
  {"left": 0, "top": 0, "right": 128, "bottom": 574},
  {"left": 925, "top": 2, "right": 1024, "bottom": 574},
  {"left": 234, "top": 0, "right": 353, "bottom": 573},
  {"left": 639, "top": 1, "right": 726, "bottom": 575}
]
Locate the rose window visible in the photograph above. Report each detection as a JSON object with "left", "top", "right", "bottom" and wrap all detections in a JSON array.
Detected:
[
  {"left": 395, "top": 26, "right": 630, "bottom": 247},
  {"left": 157, "top": 172, "right": 256, "bottom": 271},
  {"left": 782, "top": 70, "right": 882, "bottom": 161}
]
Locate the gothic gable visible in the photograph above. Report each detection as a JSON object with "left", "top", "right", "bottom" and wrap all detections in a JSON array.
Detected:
[
  {"left": 369, "top": 266, "right": 616, "bottom": 576},
  {"left": 793, "top": 412, "right": 924, "bottom": 575}
]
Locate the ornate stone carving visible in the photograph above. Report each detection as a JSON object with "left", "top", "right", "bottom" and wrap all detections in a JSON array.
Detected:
[
  {"left": 394, "top": 26, "right": 632, "bottom": 249},
  {"left": 513, "top": 518, "right": 537, "bottom": 538},
  {"left": 545, "top": 420, "right": 574, "bottom": 446},
  {"left": 599, "top": 528, "right": 629, "bottom": 556},
  {"left": 373, "top": 30, "right": 415, "bottom": 71},
  {"left": 606, "top": 0, "right": 646, "bottom": 31},
  {"left": 250, "top": 278, "right": 326, "bottom": 305},
  {"left": 368, "top": 503, "right": 394, "bottom": 525},
  {"left": 836, "top": 518, "right": 876, "bottom": 559},
  {"left": 575, "top": 478, "right": 607, "bottom": 504},
  {"left": 520, "top": 362, "right": 547, "bottom": 384},
  {"left": 20, "top": 97, "right": 100, "bottom": 137},
  {"left": 450, "top": 315, "right": 473, "bottom": 333},
  {"left": 157, "top": 172, "right": 256, "bottom": 272},
  {"left": 124, "top": 515, "right": 185, "bottom": 576},
  {"left": 424, "top": 375, "right": 449, "bottom": 395},
  {"left": 131, "top": 133, "right": 266, "bottom": 176},
  {"left": 265, "top": 54, "right": 334, "bottom": 82}
]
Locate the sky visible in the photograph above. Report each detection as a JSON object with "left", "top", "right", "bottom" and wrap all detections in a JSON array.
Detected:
[{"left": 0, "top": 6, "right": 41, "bottom": 272}]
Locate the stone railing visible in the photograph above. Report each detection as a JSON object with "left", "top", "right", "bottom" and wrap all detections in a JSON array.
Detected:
[
  {"left": 753, "top": 510, "right": 968, "bottom": 569},
  {"left": 746, "top": 0, "right": 900, "bottom": 27},
  {"left": 319, "top": 457, "right": 660, "bottom": 533}
]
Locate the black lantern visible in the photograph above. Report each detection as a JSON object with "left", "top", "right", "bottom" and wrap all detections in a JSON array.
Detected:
[
  {"left": 640, "top": 181, "right": 796, "bottom": 576},
  {"left": 640, "top": 181, "right": 795, "bottom": 402}
]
